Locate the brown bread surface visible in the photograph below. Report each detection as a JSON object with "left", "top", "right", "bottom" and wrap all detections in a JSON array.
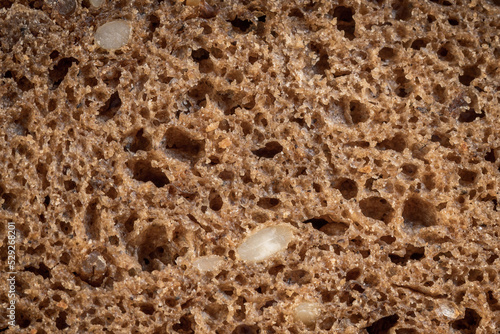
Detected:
[{"left": 1, "top": 0, "right": 499, "bottom": 332}]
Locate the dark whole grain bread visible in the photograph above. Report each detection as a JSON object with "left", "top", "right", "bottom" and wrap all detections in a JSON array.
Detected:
[{"left": 0, "top": 0, "right": 499, "bottom": 332}]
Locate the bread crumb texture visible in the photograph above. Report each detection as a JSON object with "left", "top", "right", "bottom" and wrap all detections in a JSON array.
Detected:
[{"left": 0, "top": 0, "right": 499, "bottom": 332}]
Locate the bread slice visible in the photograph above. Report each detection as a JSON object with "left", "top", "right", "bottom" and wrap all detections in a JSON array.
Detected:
[{"left": 1, "top": 0, "right": 499, "bottom": 332}]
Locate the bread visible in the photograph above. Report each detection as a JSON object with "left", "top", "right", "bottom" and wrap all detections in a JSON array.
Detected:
[{"left": 1, "top": 0, "right": 499, "bottom": 332}]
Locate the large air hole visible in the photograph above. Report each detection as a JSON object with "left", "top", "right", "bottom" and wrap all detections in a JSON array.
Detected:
[
  {"left": 486, "top": 290, "right": 499, "bottom": 311},
  {"left": 164, "top": 127, "right": 205, "bottom": 161},
  {"left": 252, "top": 141, "right": 283, "bottom": 158},
  {"left": 389, "top": 245, "right": 425, "bottom": 266},
  {"left": 459, "top": 66, "right": 481, "bottom": 86},
  {"left": 284, "top": 269, "right": 312, "bottom": 285},
  {"left": 98, "top": 91, "right": 122, "bottom": 121},
  {"left": 16, "top": 76, "right": 34, "bottom": 92},
  {"left": 332, "top": 6, "right": 356, "bottom": 40},
  {"left": 334, "top": 178, "right": 358, "bottom": 200},
  {"left": 188, "top": 79, "right": 213, "bottom": 104},
  {"left": 394, "top": 69, "right": 409, "bottom": 98},
  {"left": 393, "top": 0, "right": 412, "bottom": 20},
  {"left": 431, "top": 132, "right": 452, "bottom": 148},
  {"left": 1, "top": 191, "right": 16, "bottom": 211},
  {"left": 468, "top": 269, "right": 483, "bottom": 282},
  {"left": 359, "top": 197, "right": 394, "bottom": 224},
  {"left": 191, "top": 48, "right": 210, "bottom": 62},
  {"left": 59, "top": 220, "right": 72, "bottom": 235},
  {"left": 173, "top": 315, "right": 195, "bottom": 333},
  {"left": 378, "top": 47, "right": 395, "bottom": 61},
  {"left": 346, "top": 268, "right": 361, "bottom": 280},
  {"left": 48, "top": 57, "right": 78, "bottom": 88},
  {"left": 402, "top": 196, "right": 437, "bottom": 229},
  {"left": 401, "top": 163, "right": 418, "bottom": 178},
  {"left": 127, "top": 159, "right": 169, "bottom": 187},
  {"left": 458, "top": 108, "right": 485, "bottom": 123},
  {"left": 147, "top": 14, "right": 160, "bottom": 36},
  {"left": 410, "top": 39, "right": 427, "bottom": 50},
  {"left": 232, "top": 325, "right": 260, "bottom": 334},
  {"left": 229, "top": 17, "right": 252, "bottom": 33},
  {"left": 123, "top": 212, "right": 138, "bottom": 233},
  {"left": 126, "top": 128, "right": 151, "bottom": 153},
  {"left": 310, "top": 43, "right": 330, "bottom": 76},
  {"left": 437, "top": 43, "right": 454, "bottom": 61},
  {"left": 484, "top": 149, "right": 496, "bottom": 163},
  {"left": 84, "top": 200, "right": 100, "bottom": 240},
  {"left": 209, "top": 192, "right": 223, "bottom": 211},
  {"left": 303, "top": 217, "right": 349, "bottom": 236},
  {"left": 55, "top": 311, "right": 69, "bottom": 330},
  {"left": 0, "top": 0, "right": 14, "bottom": 9},
  {"left": 257, "top": 197, "right": 280, "bottom": 209},
  {"left": 348, "top": 100, "right": 369, "bottom": 124},
  {"left": 137, "top": 225, "right": 177, "bottom": 272},
  {"left": 366, "top": 314, "right": 399, "bottom": 334},
  {"left": 458, "top": 168, "right": 477, "bottom": 185},
  {"left": 451, "top": 308, "right": 481, "bottom": 333},
  {"left": 376, "top": 133, "right": 406, "bottom": 152},
  {"left": 25, "top": 262, "right": 51, "bottom": 279}
]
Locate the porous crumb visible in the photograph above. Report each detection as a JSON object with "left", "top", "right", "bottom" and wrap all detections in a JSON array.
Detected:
[{"left": 0, "top": 0, "right": 498, "bottom": 332}]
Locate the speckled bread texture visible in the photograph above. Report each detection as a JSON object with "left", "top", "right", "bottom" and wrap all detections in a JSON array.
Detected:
[{"left": 0, "top": 0, "right": 499, "bottom": 332}]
